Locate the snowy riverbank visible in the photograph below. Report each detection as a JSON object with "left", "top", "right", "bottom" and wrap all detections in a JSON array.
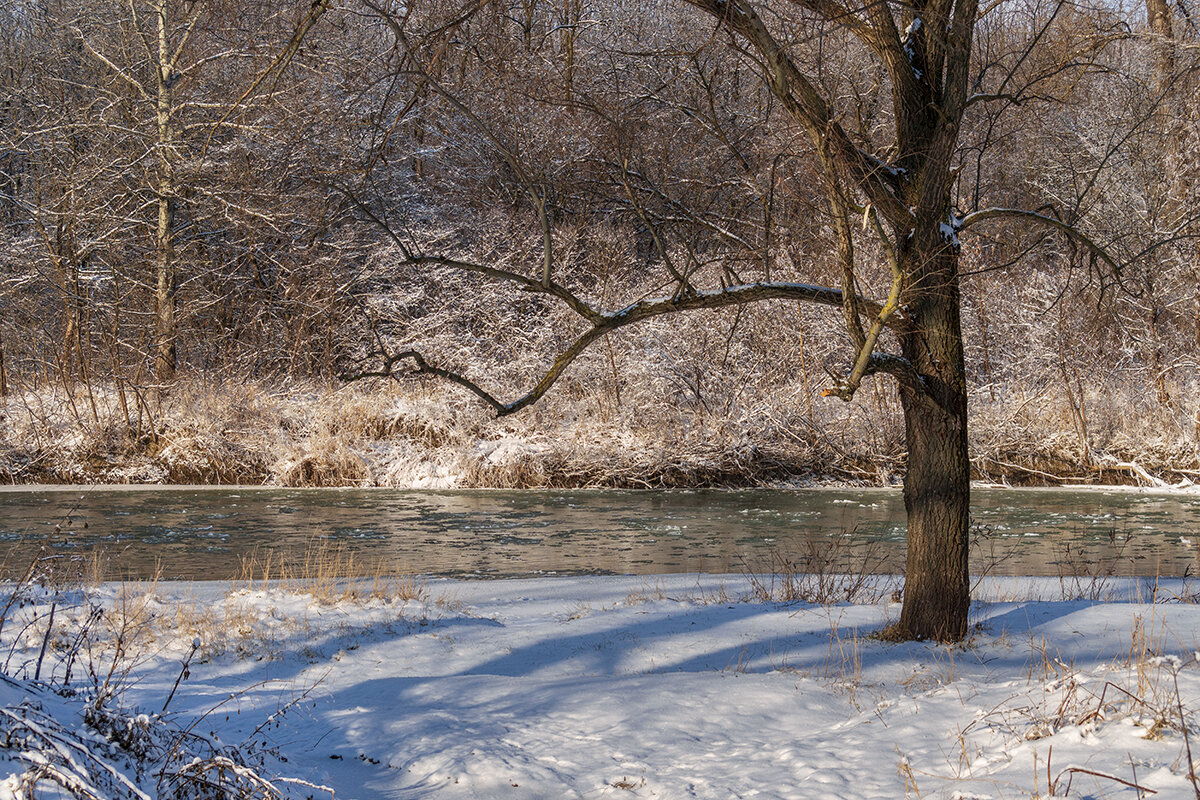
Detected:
[
  {"left": 4, "top": 574, "right": 1200, "bottom": 798},
  {"left": 4, "top": 378, "right": 1198, "bottom": 490}
]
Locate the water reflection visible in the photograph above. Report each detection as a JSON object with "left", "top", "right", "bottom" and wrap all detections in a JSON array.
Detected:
[{"left": 0, "top": 486, "right": 1196, "bottom": 580}]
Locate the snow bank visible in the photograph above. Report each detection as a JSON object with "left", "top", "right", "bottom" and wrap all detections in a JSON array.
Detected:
[{"left": 4, "top": 575, "right": 1200, "bottom": 798}]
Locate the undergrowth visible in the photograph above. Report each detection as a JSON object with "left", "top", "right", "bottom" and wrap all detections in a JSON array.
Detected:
[
  {"left": 3, "top": 373, "right": 1196, "bottom": 488},
  {"left": 0, "top": 537, "right": 436, "bottom": 799}
]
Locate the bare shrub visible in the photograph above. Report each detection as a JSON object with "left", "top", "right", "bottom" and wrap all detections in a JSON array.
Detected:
[
  {"left": 741, "top": 535, "right": 898, "bottom": 605},
  {"left": 0, "top": 690, "right": 329, "bottom": 800}
]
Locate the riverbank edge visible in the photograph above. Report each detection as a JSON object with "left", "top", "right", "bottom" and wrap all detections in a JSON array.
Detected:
[
  {"left": 3, "top": 379, "right": 1197, "bottom": 490},
  {"left": 3, "top": 478, "right": 1200, "bottom": 494},
  {"left": 4, "top": 450, "right": 1198, "bottom": 490}
]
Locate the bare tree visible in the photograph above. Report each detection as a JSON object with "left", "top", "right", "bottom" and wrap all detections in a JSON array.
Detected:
[
  {"left": 72, "top": 0, "right": 330, "bottom": 383},
  {"left": 344, "top": 0, "right": 1149, "bottom": 641},
  {"left": 0, "top": 0, "right": 336, "bottom": 396}
]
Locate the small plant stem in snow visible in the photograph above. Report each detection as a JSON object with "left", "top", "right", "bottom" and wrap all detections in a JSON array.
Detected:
[
  {"left": 34, "top": 600, "right": 57, "bottom": 682},
  {"left": 163, "top": 638, "right": 200, "bottom": 713},
  {"left": 1174, "top": 670, "right": 1200, "bottom": 799}
]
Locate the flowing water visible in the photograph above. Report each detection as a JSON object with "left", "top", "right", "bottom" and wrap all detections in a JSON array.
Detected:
[{"left": 0, "top": 485, "right": 1197, "bottom": 580}]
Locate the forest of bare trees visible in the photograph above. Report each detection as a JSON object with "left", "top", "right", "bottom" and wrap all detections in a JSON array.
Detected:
[{"left": 1, "top": 0, "right": 1198, "bottom": 498}]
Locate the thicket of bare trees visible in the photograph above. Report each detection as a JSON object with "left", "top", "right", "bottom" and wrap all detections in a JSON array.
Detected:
[
  {"left": 0, "top": 0, "right": 346, "bottom": 395},
  {"left": 1, "top": 0, "right": 1197, "bottom": 489}
]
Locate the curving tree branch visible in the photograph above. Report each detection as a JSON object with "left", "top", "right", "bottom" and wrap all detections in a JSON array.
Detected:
[
  {"left": 343, "top": 279, "right": 911, "bottom": 416},
  {"left": 957, "top": 206, "right": 1122, "bottom": 271},
  {"left": 332, "top": 182, "right": 604, "bottom": 325}
]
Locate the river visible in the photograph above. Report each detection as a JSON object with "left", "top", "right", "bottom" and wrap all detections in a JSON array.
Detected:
[{"left": 1, "top": 485, "right": 1197, "bottom": 580}]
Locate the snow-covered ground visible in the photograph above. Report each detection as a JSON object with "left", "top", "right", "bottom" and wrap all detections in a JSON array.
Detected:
[{"left": 4, "top": 573, "right": 1200, "bottom": 799}]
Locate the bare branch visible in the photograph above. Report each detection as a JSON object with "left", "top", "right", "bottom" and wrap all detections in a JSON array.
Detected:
[
  {"left": 73, "top": 32, "right": 153, "bottom": 103},
  {"left": 618, "top": 161, "right": 695, "bottom": 297},
  {"left": 363, "top": 0, "right": 562, "bottom": 287},
  {"left": 333, "top": 182, "right": 603, "bottom": 324},
  {"left": 346, "top": 277, "right": 907, "bottom": 416},
  {"left": 201, "top": 0, "right": 331, "bottom": 159},
  {"left": 823, "top": 204, "right": 906, "bottom": 401},
  {"left": 682, "top": 0, "right": 908, "bottom": 222},
  {"left": 957, "top": 207, "right": 1121, "bottom": 271},
  {"left": 343, "top": 349, "right": 510, "bottom": 414}
]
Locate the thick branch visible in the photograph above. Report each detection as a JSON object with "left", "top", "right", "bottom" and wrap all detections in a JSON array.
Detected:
[
  {"left": 822, "top": 212, "right": 906, "bottom": 401},
  {"left": 74, "top": 33, "right": 153, "bottom": 103},
  {"left": 342, "top": 349, "right": 512, "bottom": 414},
  {"left": 781, "top": 0, "right": 925, "bottom": 138},
  {"left": 683, "top": 0, "right": 908, "bottom": 222}
]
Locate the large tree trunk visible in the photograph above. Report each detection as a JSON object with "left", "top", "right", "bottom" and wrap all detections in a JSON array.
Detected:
[{"left": 894, "top": 240, "right": 971, "bottom": 641}]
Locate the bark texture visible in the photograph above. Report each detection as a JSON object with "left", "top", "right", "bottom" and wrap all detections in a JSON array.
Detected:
[{"left": 895, "top": 243, "right": 971, "bottom": 641}]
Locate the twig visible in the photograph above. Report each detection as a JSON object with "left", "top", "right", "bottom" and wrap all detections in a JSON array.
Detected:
[
  {"left": 162, "top": 638, "right": 200, "bottom": 713},
  {"left": 1054, "top": 766, "right": 1158, "bottom": 796},
  {"left": 1174, "top": 671, "right": 1200, "bottom": 799}
]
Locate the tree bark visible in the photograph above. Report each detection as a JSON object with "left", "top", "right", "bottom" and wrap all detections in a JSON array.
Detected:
[
  {"left": 154, "top": 0, "right": 177, "bottom": 384},
  {"left": 1147, "top": 0, "right": 1175, "bottom": 96},
  {"left": 894, "top": 240, "right": 971, "bottom": 641}
]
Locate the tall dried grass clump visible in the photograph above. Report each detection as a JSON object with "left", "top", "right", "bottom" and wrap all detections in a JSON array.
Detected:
[
  {"left": 741, "top": 536, "right": 899, "bottom": 605},
  {"left": 233, "top": 540, "right": 427, "bottom": 606},
  {"left": 274, "top": 432, "right": 373, "bottom": 486},
  {"left": 270, "top": 382, "right": 481, "bottom": 487}
]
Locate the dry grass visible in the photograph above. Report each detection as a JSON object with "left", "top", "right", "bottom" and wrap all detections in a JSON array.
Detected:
[
  {"left": 0, "top": 535, "right": 432, "bottom": 672},
  {"left": 274, "top": 432, "right": 374, "bottom": 486},
  {"left": 2, "top": 363, "right": 1196, "bottom": 488},
  {"left": 231, "top": 540, "right": 428, "bottom": 606},
  {"left": 933, "top": 614, "right": 1200, "bottom": 800},
  {"left": 965, "top": 617, "right": 1194, "bottom": 765}
]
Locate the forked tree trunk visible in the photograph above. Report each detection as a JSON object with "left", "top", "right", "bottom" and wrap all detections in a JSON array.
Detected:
[{"left": 894, "top": 239, "right": 971, "bottom": 641}]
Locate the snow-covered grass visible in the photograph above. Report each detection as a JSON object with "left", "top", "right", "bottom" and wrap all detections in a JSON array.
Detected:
[
  {"left": 4, "top": 568, "right": 1200, "bottom": 798},
  {"left": 4, "top": 374, "right": 1197, "bottom": 489}
]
